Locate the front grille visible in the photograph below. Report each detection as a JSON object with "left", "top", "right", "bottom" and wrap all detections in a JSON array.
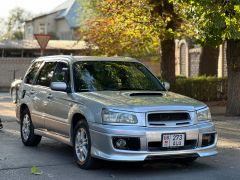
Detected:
[
  {"left": 148, "top": 140, "right": 197, "bottom": 151},
  {"left": 147, "top": 112, "right": 191, "bottom": 126}
]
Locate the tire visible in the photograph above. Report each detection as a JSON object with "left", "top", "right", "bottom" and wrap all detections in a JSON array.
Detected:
[
  {"left": 20, "top": 109, "right": 41, "bottom": 146},
  {"left": 73, "top": 120, "right": 97, "bottom": 169}
]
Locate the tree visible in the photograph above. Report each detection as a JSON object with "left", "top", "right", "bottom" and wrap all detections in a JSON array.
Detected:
[
  {"left": 199, "top": 46, "right": 219, "bottom": 76},
  {"left": 172, "top": 0, "right": 240, "bottom": 115},
  {"left": 4, "top": 7, "right": 32, "bottom": 40},
  {"left": 80, "top": 0, "right": 162, "bottom": 56},
  {"left": 80, "top": 0, "right": 187, "bottom": 84},
  {"left": 0, "top": 18, "right": 7, "bottom": 41}
]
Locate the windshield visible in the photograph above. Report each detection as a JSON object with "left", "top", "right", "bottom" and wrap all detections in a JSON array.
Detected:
[{"left": 73, "top": 61, "right": 165, "bottom": 92}]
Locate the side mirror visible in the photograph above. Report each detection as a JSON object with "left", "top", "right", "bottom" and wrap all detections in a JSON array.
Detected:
[
  {"left": 50, "top": 82, "right": 67, "bottom": 92},
  {"left": 163, "top": 82, "right": 170, "bottom": 90}
]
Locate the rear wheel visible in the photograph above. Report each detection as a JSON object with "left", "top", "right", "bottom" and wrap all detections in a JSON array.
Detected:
[
  {"left": 20, "top": 109, "right": 41, "bottom": 146},
  {"left": 73, "top": 120, "right": 97, "bottom": 169}
]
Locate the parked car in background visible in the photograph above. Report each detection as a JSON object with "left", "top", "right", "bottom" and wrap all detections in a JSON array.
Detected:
[
  {"left": 16, "top": 56, "right": 218, "bottom": 169},
  {"left": 10, "top": 79, "right": 22, "bottom": 103}
]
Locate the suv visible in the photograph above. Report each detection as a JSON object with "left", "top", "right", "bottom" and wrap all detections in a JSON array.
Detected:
[{"left": 16, "top": 56, "right": 217, "bottom": 169}]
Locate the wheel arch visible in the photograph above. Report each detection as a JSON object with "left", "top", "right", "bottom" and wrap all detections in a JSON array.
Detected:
[
  {"left": 70, "top": 113, "right": 87, "bottom": 144},
  {"left": 20, "top": 104, "right": 29, "bottom": 121}
]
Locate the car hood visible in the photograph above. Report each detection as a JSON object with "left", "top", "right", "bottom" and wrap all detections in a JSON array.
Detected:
[{"left": 77, "top": 91, "right": 206, "bottom": 112}]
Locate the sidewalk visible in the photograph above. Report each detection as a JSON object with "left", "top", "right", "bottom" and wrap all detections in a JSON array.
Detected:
[
  {"left": 206, "top": 101, "right": 240, "bottom": 149},
  {"left": 206, "top": 101, "right": 227, "bottom": 116},
  {"left": 0, "top": 92, "right": 16, "bottom": 122}
]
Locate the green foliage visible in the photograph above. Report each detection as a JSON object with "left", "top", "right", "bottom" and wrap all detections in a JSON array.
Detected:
[
  {"left": 79, "top": 0, "right": 164, "bottom": 57},
  {"left": 0, "top": 7, "right": 32, "bottom": 41},
  {"left": 31, "top": 166, "right": 42, "bottom": 175},
  {"left": 172, "top": 0, "right": 240, "bottom": 46},
  {"left": 172, "top": 76, "right": 227, "bottom": 101},
  {"left": 79, "top": 0, "right": 190, "bottom": 58}
]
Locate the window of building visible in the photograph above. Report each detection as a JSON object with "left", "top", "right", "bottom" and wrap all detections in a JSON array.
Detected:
[
  {"left": 27, "top": 25, "right": 33, "bottom": 37},
  {"left": 39, "top": 23, "right": 47, "bottom": 34}
]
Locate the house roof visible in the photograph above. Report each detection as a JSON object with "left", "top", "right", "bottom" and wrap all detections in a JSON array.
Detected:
[
  {"left": 0, "top": 40, "right": 88, "bottom": 50},
  {"left": 25, "top": 0, "right": 80, "bottom": 28},
  {"left": 51, "top": 0, "right": 75, "bottom": 13}
]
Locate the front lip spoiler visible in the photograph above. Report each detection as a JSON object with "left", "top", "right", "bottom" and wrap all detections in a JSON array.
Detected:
[{"left": 145, "top": 153, "right": 200, "bottom": 161}]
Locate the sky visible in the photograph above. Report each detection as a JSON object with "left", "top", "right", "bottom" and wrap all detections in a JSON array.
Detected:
[{"left": 0, "top": 0, "right": 67, "bottom": 18}]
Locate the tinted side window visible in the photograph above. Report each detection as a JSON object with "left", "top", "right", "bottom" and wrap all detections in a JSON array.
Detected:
[
  {"left": 52, "top": 62, "right": 70, "bottom": 85},
  {"left": 24, "top": 61, "right": 42, "bottom": 84},
  {"left": 36, "top": 62, "right": 57, "bottom": 87}
]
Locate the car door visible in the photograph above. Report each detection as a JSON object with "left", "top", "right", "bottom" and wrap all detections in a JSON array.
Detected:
[
  {"left": 22, "top": 60, "right": 44, "bottom": 129},
  {"left": 44, "top": 61, "right": 72, "bottom": 136},
  {"left": 33, "top": 61, "right": 57, "bottom": 129}
]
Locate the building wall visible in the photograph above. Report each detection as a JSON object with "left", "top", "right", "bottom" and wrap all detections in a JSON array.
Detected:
[
  {"left": 188, "top": 48, "right": 201, "bottom": 77},
  {"left": 25, "top": 13, "right": 58, "bottom": 40},
  {"left": 175, "top": 39, "right": 189, "bottom": 77},
  {"left": 175, "top": 39, "right": 227, "bottom": 78},
  {"left": 218, "top": 42, "right": 228, "bottom": 77},
  {"left": 0, "top": 58, "right": 33, "bottom": 90},
  {"left": 56, "top": 19, "right": 73, "bottom": 40},
  {"left": 24, "top": 15, "right": 76, "bottom": 40}
]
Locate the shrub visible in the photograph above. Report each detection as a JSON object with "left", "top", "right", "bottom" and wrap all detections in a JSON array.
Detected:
[{"left": 160, "top": 76, "right": 227, "bottom": 101}]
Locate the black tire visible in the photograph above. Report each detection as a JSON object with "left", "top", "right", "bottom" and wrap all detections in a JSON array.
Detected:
[
  {"left": 73, "top": 120, "right": 97, "bottom": 169},
  {"left": 20, "top": 109, "right": 41, "bottom": 146}
]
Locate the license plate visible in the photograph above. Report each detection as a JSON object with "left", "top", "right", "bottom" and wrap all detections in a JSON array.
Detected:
[{"left": 162, "top": 134, "right": 185, "bottom": 148}]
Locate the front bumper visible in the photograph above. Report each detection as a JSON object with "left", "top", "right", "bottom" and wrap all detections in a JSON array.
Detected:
[{"left": 89, "top": 122, "right": 218, "bottom": 161}]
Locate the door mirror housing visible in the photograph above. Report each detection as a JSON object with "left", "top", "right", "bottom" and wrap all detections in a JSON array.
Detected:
[
  {"left": 50, "top": 82, "right": 67, "bottom": 92},
  {"left": 163, "top": 82, "right": 170, "bottom": 90}
]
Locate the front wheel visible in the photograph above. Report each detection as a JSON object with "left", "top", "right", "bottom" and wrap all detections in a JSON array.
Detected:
[
  {"left": 20, "top": 109, "right": 41, "bottom": 146},
  {"left": 73, "top": 121, "right": 97, "bottom": 169}
]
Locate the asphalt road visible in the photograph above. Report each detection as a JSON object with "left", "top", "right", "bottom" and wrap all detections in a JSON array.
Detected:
[{"left": 0, "top": 93, "right": 240, "bottom": 180}]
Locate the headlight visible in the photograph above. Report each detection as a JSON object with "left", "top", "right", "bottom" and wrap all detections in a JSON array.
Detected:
[
  {"left": 102, "top": 109, "right": 138, "bottom": 124},
  {"left": 197, "top": 107, "right": 212, "bottom": 122}
]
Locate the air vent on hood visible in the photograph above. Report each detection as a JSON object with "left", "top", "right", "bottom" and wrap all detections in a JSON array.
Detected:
[{"left": 129, "top": 93, "right": 163, "bottom": 97}]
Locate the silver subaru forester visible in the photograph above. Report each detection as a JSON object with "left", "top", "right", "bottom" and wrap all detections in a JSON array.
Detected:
[{"left": 16, "top": 56, "right": 217, "bottom": 169}]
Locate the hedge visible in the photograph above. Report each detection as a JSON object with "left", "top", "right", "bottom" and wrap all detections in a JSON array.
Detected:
[{"left": 161, "top": 76, "right": 228, "bottom": 102}]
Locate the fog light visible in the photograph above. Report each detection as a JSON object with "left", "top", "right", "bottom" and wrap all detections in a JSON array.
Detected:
[
  {"left": 202, "top": 133, "right": 215, "bottom": 147},
  {"left": 112, "top": 137, "right": 141, "bottom": 151},
  {"left": 116, "top": 139, "right": 127, "bottom": 149}
]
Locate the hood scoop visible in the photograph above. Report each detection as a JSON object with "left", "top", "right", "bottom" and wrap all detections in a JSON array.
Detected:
[{"left": 129, "top": 92, "right": 163, "bottom": 97}]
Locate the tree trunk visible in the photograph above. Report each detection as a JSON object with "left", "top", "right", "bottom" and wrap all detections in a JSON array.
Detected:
[
  {"left": 226, "top": 40, "right": 240, "bottom": 116},
  {"left": 161, "top": 39, "right": 176, "bottom": 84},
  {"left": 159, "top": 0, "right": 176, "bottom": 84},
  {"left": 199, "top": 46, "right": 219, "bottom": 76}
]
